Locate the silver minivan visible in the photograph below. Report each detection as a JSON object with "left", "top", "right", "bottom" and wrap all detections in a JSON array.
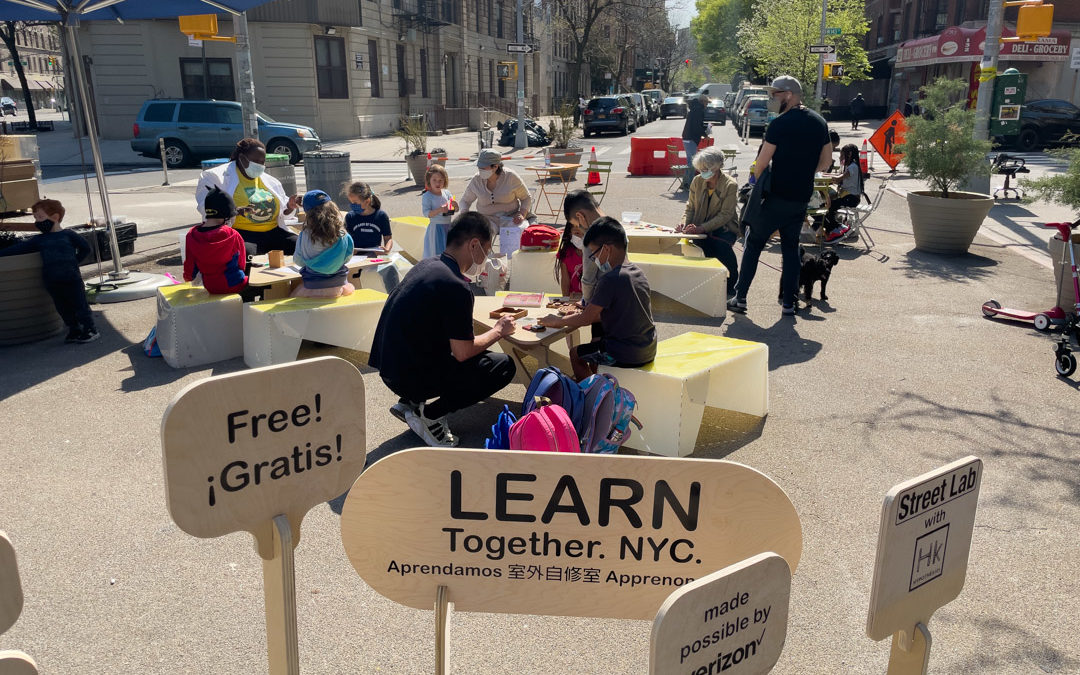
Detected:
[{"left": 626, "top": 92, "right": 649, "bottom": 128}]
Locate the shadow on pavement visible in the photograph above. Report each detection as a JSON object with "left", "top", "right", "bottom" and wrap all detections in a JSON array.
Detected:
[
  {"left": 897, "top": 249, "right": 998, "bottom": 282},
  {"left": 723, "top": 313, "right": 822, "bottom": 370}
]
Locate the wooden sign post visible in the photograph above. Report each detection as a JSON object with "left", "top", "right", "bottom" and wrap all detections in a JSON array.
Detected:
[
  {"left": 651, "top": 552, "right": 791, "bottom": 675},
  {"left": 0, "top": 531, "right": 38, "bottom": 675},
  {"left": 866, "top": 456, "right": 983, "bottom": 675},
  {"left": 161, "top": 356, "right": 367, "bottom": 675},
  {"left": 340, "top": 449, "right": 802, "bottom": 673}
]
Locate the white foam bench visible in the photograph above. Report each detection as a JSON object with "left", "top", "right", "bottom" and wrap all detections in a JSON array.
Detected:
[
  {"left": 389, "top": 216, "right": 429, "bottom": 263},
  {"left": 600, "top": 332, "right": 768, "bottom": 457},
  {"left": 629, "top": 252, "right": 729, "bottom": 318},
  {"left": 156, "top": 282, "right": 243, "bottom": 368},
  {"left": 243, "top": 289, "right": 388, "bottom": 368},
  {"left": 508, "top": 249, "right": 561, "bottom": 294}
]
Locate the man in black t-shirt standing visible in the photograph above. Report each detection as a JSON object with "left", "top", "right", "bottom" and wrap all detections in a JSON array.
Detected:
[
  {"left": 369, "top": 212, "right": 516, "bottom": 446},
  {"left": 729, "top": 75, "right": 833, "bottom": 316}
]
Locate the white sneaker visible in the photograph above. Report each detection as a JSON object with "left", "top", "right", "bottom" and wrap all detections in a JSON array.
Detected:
[
  {"left": 404, "top": 403, "right": 459, "bottom": 447},
  {"left": 389, "top": 399, "right": 418, "bottom": 424}
]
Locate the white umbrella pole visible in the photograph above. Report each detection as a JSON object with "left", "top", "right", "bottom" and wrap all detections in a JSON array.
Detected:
[{"left": 62, "top": 15, "right": 126, "bottom": 280}]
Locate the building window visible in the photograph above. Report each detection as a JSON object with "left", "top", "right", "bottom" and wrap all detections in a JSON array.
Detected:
[
  {"left": 397, "top": 44, "right": 408, "bottom": 97},
  {"left": 487, "top": 0, "right": 493, "bottom": 35},
  {"left": 420, "top": 49, "right": 430, "bottom": 98},
  {"left": 489, "top": 60, "right": 494, "bottom": 94},
  {"left": 497, "top": 2, "right": 504, "bottom": 38},
  {"left": 956, "top": 0, "right": 966, "bottom": 22},
  {"left": 179, "top": 58, "right": 235, "bottom": 100},
  {"left": 314, "top": 36, "right": 348, "bottom": 99},
  {"left": 477, "top": 56, "right": 483, "bottom": 93},
  {"left": 934, "top": 0, "right": 948, "bottom": 30},
  {"left": 368, "top": 40, "right": 382, "bottom": 98},
  {"left": 475, "top": 0, "right": 482, "bottom": 32}
]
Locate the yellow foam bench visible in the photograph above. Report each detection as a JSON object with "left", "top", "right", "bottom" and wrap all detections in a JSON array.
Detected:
[
  {"left": 629, "top": 252, "right": 729, "bottom": 318},
  {"left": 242, "top": 289, "right": 388, "bottom": 368},
  {"left": 156, "top": 283, "right": 243, "bottom": 368},
  {"left": 600, "top": 332, "right": 768, "bottom": 457},
  {"left": 389, "top": 216, "right": 429, "bottom": 263}
]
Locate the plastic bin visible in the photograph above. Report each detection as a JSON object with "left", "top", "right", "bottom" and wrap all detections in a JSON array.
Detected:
[
  {"left": 74, "top": 223, "right": 138, "bottom": 264},
  {"left": 303, "top": 150, "right": 351, "bottom": 209},
  {"left": 200, "top": 158, "right": 229, "bottom": 170},
  {"left": 265, "top": 153, "right": 297, "bottom": 197}
]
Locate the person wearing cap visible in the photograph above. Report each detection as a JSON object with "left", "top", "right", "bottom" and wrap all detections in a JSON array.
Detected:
[
  {"left": 728, "top": 75, "right": 833, "bottom": 317},
  {"left": 459, "top": 149, "right": 535, "bottom": 253},
  {"left": 680, "top": 91, "right": 710, "bottom": 190},
  {"left": 291, "top": 190, "right": 355, "bottom": 298},
  {"left": 195, "top": 138, "right": 300, "bottom": 255},
  {"left": 183, "top": 186, "right": 249, "bottom": 296}
]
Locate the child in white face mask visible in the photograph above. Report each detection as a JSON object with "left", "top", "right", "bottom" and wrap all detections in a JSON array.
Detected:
[{"left": 554, "top": 216, "right": 585, "bottom": 298}]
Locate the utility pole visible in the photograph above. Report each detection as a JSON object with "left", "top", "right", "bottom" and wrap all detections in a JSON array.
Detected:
[
  {"left": 514, "top": 0, "right": 527, "bottom": 149},
  {"left": 814, "top": 0, "right": 827, "bottom": 102},
  {"left": 968, "top": 0, "right": 1004, "bottom": 194},
  {"left": 235, "top": 12, "right": 259, "bottom": 139}
]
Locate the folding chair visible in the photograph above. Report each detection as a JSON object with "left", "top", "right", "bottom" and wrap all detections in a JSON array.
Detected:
[
  {"left": 586, "top": 160, "right": 613, "bottom": 206},
  {"left": 828, "top": 176, "right": 889, "bottom": 251},
  {"left": 721, "top": 147, "right": 738, "bottom": 181},
  {"left": 667, "top": 143, "right": 688, "bottom": 192}
]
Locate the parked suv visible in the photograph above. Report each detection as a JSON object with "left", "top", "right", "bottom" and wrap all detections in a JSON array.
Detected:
[
  {"left": 626, "top": 92, "right": 649, "bottom": 127},
  {"left": 583, "top": 96, "right": 637, "bottom": 137},
  {"left": 1008, "top": 99, "right": 1080, "bottom": 152},
  {"left": 130, "top": 99, "right": 321, "bottom": 168}
]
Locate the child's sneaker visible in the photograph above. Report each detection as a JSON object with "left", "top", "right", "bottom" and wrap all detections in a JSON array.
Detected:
[
  {"left": 74, "top": 328, "right": 100, "bottom": 343},
  {"left": 727, "top": 296, "right": 747, "bottom": 313},
  {"left": 404, "top": 403, "right": 459, "bottom": 447},
  {"left": 825, "top": 225, "right": 851, "bottom": 242},
  {"left": 64, "top": 327, "right": 82, "bottom": 343}
]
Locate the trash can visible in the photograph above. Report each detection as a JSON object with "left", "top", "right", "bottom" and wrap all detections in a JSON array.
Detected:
[
  {"left": 303, "top": 150, "right": 351, "bottom": 209},
  {"left": 200, "top": 158, "right": 229, "bottom": 171},
  {"left": 1048, "top": 233, "right": 1080, "bottom": 313},
  {"left": 265, "top": 153, "right": 297, "bottom": 198}
]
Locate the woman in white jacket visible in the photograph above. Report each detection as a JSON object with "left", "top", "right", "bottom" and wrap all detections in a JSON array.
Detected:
[{"left": 195, "top": 138, "right": 300, "bottom": 254}]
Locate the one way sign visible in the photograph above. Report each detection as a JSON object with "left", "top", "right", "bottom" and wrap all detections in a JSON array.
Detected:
[
  {"left": 809, "top": 44, "right": 836, "bottom": 54},
  {"left": 507, "top": 43, "right": 535, "bottom": 54}
]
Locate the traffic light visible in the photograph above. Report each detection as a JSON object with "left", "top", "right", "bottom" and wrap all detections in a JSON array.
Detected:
[
  {"left": 824, "top": 63, "right": 844, "bottom": 80},
  {"left": 684, "top": 59, "right": 691, "bottom": 66},
  {"left": 497, "top": 62, "right": 517, "bottom": 80}
]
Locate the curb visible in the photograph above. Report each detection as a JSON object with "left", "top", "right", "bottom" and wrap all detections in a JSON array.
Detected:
[{"left": 80, "top": 244, "right": 181, "bottom": 281}]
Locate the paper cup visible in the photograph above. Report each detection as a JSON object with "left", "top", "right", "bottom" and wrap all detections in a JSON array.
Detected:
[{"left": 268, "top": 250, "right": 285, "bottom": 268}]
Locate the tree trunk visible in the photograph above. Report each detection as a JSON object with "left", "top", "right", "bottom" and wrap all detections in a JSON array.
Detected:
[{"left": 0, "top": 22, "right": 37, "bottom": 128}]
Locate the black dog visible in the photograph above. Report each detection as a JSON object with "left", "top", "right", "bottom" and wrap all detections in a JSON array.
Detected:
[{"left": 779, "top": 247, "right": 839, "bottom": 304}]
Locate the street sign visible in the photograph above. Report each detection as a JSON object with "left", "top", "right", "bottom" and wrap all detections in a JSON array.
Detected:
[
  {"left": 1071, "top": 46, "right": 1080, "bottom": 70},
  {"left": 809, "top": 45, "right": 836, "bottom": 54},
  {"left": 825, "top": 27, "right": 842, "bottom": 35},
  {"left": 506, "top": 43, "right": 534, "bottom": 54}
]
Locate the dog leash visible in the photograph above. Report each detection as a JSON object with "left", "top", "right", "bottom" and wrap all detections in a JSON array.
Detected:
[{"left": 736, "top": 240, "right": 783, "bottom": 273}]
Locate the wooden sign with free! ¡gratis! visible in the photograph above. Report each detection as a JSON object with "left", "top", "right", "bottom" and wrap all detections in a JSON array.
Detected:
[
  {"left": 651, "top": 552, "right": 791, "bottom": 675},
  {"left": 340, "top": 449, "right": 802, "bottom": 620},
  {"left": 161, "top": 356, "right": 367, "bottom": 559}
]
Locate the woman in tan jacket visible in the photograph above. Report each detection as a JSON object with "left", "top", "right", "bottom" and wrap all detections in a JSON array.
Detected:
[{"left": 677, "top": 146, "right": 740, "bottom": 296}]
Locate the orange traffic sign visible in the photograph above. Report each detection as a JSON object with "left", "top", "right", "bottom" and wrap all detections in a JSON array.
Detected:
[{"left": 869, "top": 111, "right": 907, "bottom": 170}]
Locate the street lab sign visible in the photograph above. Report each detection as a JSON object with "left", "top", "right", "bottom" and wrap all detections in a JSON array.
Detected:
[
  {"left": 869, "top": 111, "right": 908, "bottom": 170},
  {"left": 867, "top": 456, "right": 982, "bottom": 641}
]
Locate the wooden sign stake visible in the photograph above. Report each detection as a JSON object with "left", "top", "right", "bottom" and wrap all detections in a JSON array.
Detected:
[
  {"left": 261, "top": 515, "right": 300, "bottom": 675},
  {"left": 434, "top": 585, "right": 450, "bottom": 675},
  {"left": 887, "top": 623, "right": 931, "bottom": 675}
]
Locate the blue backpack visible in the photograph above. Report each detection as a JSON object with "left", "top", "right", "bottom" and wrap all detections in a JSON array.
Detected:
[
  {"left": 485, "top": 404, "right": 518, "bottom": 449},
  {"left": 578, "top": 373, "right": 641, "bottom": 453},
  {"left": 522, "top": 367, "right": 585, "bottom": 432}
]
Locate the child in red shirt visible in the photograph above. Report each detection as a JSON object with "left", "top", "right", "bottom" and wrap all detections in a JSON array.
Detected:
[{"left": 184, "top": 187, "right": 248, "bottom": 295}]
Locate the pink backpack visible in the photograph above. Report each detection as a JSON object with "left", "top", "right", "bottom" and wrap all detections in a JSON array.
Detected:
[{"left": 509, "top": 398, "right": 581, "bottom": 453}]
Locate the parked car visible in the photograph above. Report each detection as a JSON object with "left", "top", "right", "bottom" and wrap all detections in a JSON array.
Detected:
[
  {"left": 704, "top": 98, "right": 726, "bottom": 125},
  {"left": 0, "top": 97, "right": 16, "bottom": 116},
  {"left": 643, "top": 96, "right": 661, "bottom": 122},
  {"left": 1008, "top": 99, "right": 1080, "bottom": 152},
  {"left": 731, "top": 86, "right": 769, "bottom": 124},
  {"left": 739, "top": 96, "right": 770, "bottom": 135},
  {"left": 723, "top": 91, "right": 737, "bottom": 111},
  {"left": 626, "top": 92, "right": 649, "bottom": 127},
  {"left": 661, "top": 96, "right": 688, "bottom": 119},
  {"left": 733, "top": 94, "right": 766, "bottom": 128},
  {"left": 583, "top": 96, "right": 637, "bottom": 137},
  {"left": 130, "top": 99, "right": 321, "bottom": 168}
]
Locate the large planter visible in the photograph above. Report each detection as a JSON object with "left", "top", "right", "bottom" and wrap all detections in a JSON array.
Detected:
[
  {"left": 907, "top": 190, "right": 994, "bottom": 255},
  {"left": 0, "top": 252, "right": 65, "bottom": 346},
  {"left": 545, "top": 148, "right": 583, "bottom": 181},
  {"left": 406, "top": 154, "right": 428, "bottom": 186}
]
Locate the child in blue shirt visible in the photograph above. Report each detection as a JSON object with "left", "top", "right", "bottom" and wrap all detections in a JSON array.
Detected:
[
  {"left": 421, "top": 164, "right": 455, "bottom": 258},
  {"left": 292, "top": 190, "right": 355, "bottom": 298},
  {"left": 0, "top": 198, "right": 98, "bottom": 343},
  {"left": 344, "top": 181, "right": 393, "bottom": 251}
]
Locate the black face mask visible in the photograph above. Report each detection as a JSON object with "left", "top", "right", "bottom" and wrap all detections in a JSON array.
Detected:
[{"left": 35, "top": 219, "right": 54, "bottom": 234}]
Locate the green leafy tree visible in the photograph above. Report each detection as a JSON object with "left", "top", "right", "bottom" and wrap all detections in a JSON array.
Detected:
[
  {"left": 898, "top": 78, "right": 991, "bottom": 198},
  {"left": 691, "top": 0, "right": 754, "bottom": 83},
  {"left": 736, "top": 0, "right": 869, "bottom": 93}
]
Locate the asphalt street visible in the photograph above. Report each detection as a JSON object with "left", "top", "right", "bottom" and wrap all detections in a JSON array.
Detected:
[{"left": 1, "top": 114, "right": 1079, "bottom": 673}]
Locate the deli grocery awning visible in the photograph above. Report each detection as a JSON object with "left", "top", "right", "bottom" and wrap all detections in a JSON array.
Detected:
[{"left": 896, "top": 25, "right": 1072, "bottom": 69}]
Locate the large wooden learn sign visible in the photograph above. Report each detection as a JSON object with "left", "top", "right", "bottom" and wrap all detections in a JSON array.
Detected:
[{"left": 340, "top": 449, "right": 802, "bottom": 620}]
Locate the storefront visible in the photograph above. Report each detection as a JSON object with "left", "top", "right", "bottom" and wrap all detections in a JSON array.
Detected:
[{"left": 894, "top": 25, "right": 1072, "bottom": 107}]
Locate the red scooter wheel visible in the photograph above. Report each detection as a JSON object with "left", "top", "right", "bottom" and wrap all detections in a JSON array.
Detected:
[{"left": 981, "top": 299, "right": 1001, "bottom": 318}]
